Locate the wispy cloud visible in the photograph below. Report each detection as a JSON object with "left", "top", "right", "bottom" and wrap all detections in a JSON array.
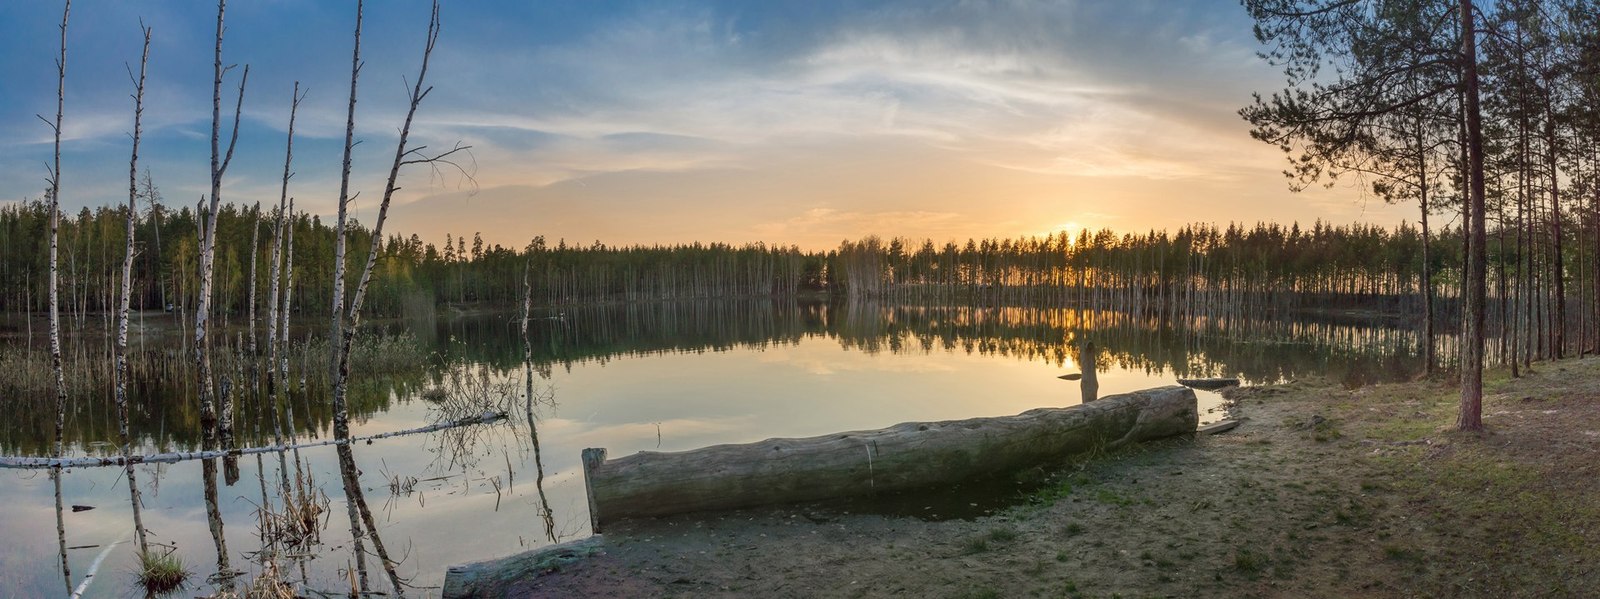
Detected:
[{"left": 0, "top": 0, "right": 1392, "bottom": 247}]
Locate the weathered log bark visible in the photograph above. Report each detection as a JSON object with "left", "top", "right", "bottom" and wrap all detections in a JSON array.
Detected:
[{"left": 582, "top": 386, "right": 1197, "bottom": 530}]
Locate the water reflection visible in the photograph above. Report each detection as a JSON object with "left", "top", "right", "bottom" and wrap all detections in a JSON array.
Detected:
[
  {"left": 1080, "top": 340, "right": 1099, "bottom": 403},
  {"left": 1, "top": 299, "right": 1438, "bottom": 596}
]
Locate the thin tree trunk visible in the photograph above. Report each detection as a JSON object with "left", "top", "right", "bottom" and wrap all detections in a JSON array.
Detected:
[
  {"left": 196, "top": 0, "right": 248, "bottom": 444},
  {"left": 1547, "top": 112, "right": 1565, "bottom": 359},
  {"left": 247, "top": 203, "right": 259, "bottom": 357},
  {"left": 331, "top": 0, "right": 451, "bottom": 441},
  {"left": 266, "top": 83, "right": 302, "bottom": 461},
  {"left": 328, "top": 0, "right": 365, "bottom": 380},
  {"left": 115, "top": 21, "right": 152, "bottom": 556},
  {"left": 46, "top": 3, "right": 73, "bottom": 591},
  {"left": 1458, "top": 0, "right": 1486, "bottom": 432},
  {"left": 1417, "top": 122, "right": 1435, "bottom": 376}
]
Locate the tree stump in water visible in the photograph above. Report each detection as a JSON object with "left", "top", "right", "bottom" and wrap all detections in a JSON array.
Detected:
[{"left": 582, "top": 386, "right": 1197, "bottom": 530}]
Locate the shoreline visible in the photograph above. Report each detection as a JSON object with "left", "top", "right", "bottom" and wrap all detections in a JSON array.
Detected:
[{"left": 450, "top": 358, "right": 1600, "bottom": 598}]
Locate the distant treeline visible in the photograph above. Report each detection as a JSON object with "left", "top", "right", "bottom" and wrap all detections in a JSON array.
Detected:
[
  {"left": 0, "top": 195, "right": 817, "bottom": 320},
  {"left": 4, "top": 196, "right": 1597, "bottom": 360}
]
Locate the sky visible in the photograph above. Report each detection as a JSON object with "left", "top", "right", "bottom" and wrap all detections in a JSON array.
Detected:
[{"left": 0, "top": 0, "right": 1419, "bottom": 252}]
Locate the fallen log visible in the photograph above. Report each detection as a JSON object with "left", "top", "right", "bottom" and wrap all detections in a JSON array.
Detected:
[{"left": 581, "top": 386, "right": 1197, "bottom": 531}]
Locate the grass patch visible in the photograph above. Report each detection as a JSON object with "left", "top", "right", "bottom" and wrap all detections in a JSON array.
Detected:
[
  {"left": 987, "top": 526, "right": 1018, "bottom": 543},
  {"left": 1094, "top": 488, "right": 1136, "bottom": 506},
  {"left": 961, "top": 536, "right": 991, "bottom": 555},
  {"left": 1233, "top": 547, "right": 1265, "bottom": 578},
  {"left": 134, "top": 548, "right": 189, "bottom": 596},
  {"left": 1382, "top": 544, "right": 1421, "bottom": 562},
  {"left": 1291, "top": 414, "right": 1343, "bottom": 442}
]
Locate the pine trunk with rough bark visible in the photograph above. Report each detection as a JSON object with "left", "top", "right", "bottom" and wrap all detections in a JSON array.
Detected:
[{"left": 1458, "top": 0, "right": 1486, "bottom": 431}]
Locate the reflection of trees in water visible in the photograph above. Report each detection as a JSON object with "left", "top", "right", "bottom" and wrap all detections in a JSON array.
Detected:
[
  {"left": 830, "top": 303, "right": 1430, "bottom": 387},
  {"left": 0, "top": 336, "right": 426, "bottom": 455},
  {"left": 5, "top": 298, "right": 1448, "bottom": 456},
  {"left": 443, "top": 299, "right": 1434, "bottom": 388}
]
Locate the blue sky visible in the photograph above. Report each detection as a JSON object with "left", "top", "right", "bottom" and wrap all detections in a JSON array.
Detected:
[{"left": 0, "top": 0, "right": 1409, "bottom": 251}]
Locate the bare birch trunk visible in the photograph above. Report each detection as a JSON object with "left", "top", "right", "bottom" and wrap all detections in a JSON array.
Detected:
[
  {"left": 280, "top": 198, "right": 296, "bottom": 389},
  {"left": 247, "top": 203, "right": 259, "bottom": 357},
  {"left": 46, "top": 3, "right": 73, "bottom": 592},
  {"left": 332, "top": 0, "right": 453, "bottom": 441},
  {"left": 328, "top": 0, "right": 365, "bottom": 380},
  {"left": 116, "top": 21, "right": 152, "bottom": 557},
  {"left": 267, "top": 86, "right": 302, "bottom": 495},
  {"left": 196, "top": 0, "right": 248, "bottom": 444}
]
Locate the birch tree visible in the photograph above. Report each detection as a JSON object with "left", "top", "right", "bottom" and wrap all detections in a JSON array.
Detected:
[
  {"left": 195, "top": 0, "right": 249, "bottom": 443},
  {"left": 43, "top": 1, "right": 72, "bottom": 592},
  {"left": 115, "top": 20, "right": 152, "bottom": 557}
]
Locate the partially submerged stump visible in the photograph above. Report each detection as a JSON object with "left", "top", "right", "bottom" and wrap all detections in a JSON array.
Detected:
[{"left": 582, "top": 386, "right": 1198, "bottom": 530}]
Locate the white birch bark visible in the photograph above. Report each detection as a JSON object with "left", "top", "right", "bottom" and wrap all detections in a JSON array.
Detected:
[
  {"left": 328, "top": 0, "right": 365, "bottom": 379},
  {"left": 115, "top": 21, "right": 152, "bottom": 557},
  {"left": 267, "top": 83, "right": 303, "bottom": 449},
  {"left": 46, "top": 3, "right": 72, "bottom": 592},
  {"left": 195, "top": 0, "right": 248, "bottom": 443}
]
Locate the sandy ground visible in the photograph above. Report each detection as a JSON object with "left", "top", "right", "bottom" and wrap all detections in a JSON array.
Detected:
[{"left": 473, "top": 357, "right": 1600, "bottom": 598}]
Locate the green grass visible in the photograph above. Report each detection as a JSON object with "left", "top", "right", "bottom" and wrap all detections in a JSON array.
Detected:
[
  {"left": 1094, "top": 488, "right": 1136, "bottom": 506},
  {"left": 1382, "top": 544, "right": 1422, "bottom": 562},
  {"left": 134, "top": 548, "right": 189, "bottom": 595},
  {"left": 1233, "top": 547, "right": 1265, "bottom": 578},
  {"left": 961, "top": 536, "right": 991, "bottom": 555}
]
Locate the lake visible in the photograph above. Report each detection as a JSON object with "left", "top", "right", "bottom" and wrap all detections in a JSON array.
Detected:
[{"left": 0, "top": 299, "right": 1426, "bottom": 597}]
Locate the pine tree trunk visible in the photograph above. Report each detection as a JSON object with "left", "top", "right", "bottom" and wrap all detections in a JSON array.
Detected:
[{"left": 1458, "top": 0, "right": 1486, "bottom": 431}]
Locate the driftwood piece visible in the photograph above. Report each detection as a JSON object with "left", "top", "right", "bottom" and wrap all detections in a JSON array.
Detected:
[
  {"left": 582, "top": 386, "right": 1197, "bottom": 530},
  {"left": 443, "top": 536, "right": 605, "bottom": 599},
  {"left": 1197, "top": 419, "right": 1240, "bottom": 435}
]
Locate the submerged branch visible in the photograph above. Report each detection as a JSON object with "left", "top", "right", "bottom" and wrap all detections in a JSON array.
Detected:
[{"left": 0, "top": 410, "right": 507, "bottom": 470}]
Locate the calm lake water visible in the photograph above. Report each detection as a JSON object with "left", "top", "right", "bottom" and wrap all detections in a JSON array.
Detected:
[{"left": 0, "top": 300, "right": 1424, "bottom": 597}]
